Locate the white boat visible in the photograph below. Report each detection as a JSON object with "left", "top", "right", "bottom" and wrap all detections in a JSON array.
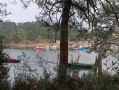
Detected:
[
  {"left": 43, "top": 46, "right": 50, "bottom": 50},
  {"left": 50, "top": 45, "right": 58, "bottom": 50}
]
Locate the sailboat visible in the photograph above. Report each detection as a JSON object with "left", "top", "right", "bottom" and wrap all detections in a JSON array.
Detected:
[
  {"left": 68, "top": 44, "right": 94, "bottom": 69},
  {"left": 7, "top": 34, "right": 21, "bottom": 63}
]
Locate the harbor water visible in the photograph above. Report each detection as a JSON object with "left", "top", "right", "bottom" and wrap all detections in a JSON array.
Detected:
[{"left": 3, "top": 48, "right": 117, "bottom": 82}]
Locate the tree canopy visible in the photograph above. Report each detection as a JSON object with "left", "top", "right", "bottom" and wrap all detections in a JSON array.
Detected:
[
  {"left": 18, "top": 0, "right": 119, "bottom": 70},
  {"left": 0, "top": 21, "right": 81, "bottom": 44}
]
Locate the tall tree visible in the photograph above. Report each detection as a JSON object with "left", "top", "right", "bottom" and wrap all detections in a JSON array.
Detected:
[
  {"left": 0, "top": 2, "right": 10, "bottom": 89},
  {"left": 60, "top": 0, "right": 71, "bottom": 67},
  {"left": 33, "top": 0, "right": 99, "bottom": 67},
  {"left": 20, "top": 0, "right": 119, "bottom": 72}
]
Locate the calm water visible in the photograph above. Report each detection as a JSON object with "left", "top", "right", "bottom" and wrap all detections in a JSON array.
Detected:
[{"left": 3, "top": 48, "right": 117, "bottom": 82}]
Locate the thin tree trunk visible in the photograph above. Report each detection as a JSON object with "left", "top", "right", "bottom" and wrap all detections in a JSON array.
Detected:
[
  {"left": 94, "top": 56, "right": 98, "bottom": 75},
  {"left": 97, "top": 39, "right": 107, "bottom": 73},
  {"left": 97, "top": 46, "right": 103, "bottom": 73},
  {"left": 60, "top": 0, "right": 71, "bottom": 67}
]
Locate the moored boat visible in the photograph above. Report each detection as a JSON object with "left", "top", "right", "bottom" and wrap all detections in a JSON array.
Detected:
[
  {"left": 68, "top": 63, "right": 94, "bottom": 68},
  {"left": 34, "top": 47, "right": 43, "bottom": 50},
  {"left": 50, "top": 45, "right": 58, "bottom": 50},
  {"left": 8, "top": 58, "right": 21, "bottom": 63},
  {"left": 74, "top": 46, "right": 90, "bottom": 50},
  {"left": 42, "top": 46, "right": 50, "bottom": 50},
  {"left": 7, "top": 33, "right": 21, "bottom": 63},
  {"left": 34, "top": 46, "right": 43, "bottom": 50},
  {"left": 34, "top": 46, "right": 50, "bottom": 50},
  {"left": 70, "top": 44, "right": 94, "bottom": 69}
]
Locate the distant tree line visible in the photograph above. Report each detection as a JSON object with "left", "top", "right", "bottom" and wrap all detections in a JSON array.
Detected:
[{"left": 0, "top": 21, "right": 79, "bottom": 44}]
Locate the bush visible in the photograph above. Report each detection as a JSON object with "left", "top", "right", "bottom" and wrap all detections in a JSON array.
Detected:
[{"left": 11, "top": 67, "right": 119, "bottom": 90}]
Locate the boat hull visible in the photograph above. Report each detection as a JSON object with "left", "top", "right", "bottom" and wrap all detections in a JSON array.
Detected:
[
  {"left": 68, "top": 63, "right": 94, "bottom": 68},
  {"left": 34, "top": 48, "right": 43, "bottom": 50},
  {"left": 8, "top": 58, "right": 21, "bottom": 63},
  {"left": 74, "top": 47, "right": 90, "bottom": 50}
]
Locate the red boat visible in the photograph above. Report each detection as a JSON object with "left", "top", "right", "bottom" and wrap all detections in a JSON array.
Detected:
[
  {"left": 34, "top": 47, "right": 43, "bottom": 50},
  {"left": 7, "top": 34, "right": 21, "bottom": 63},
  {"left": 8, "top": 58, "right": 21, "bottom": 63},
  {"left": 34, "top": 46, "right": 43, "bottom": 50}
]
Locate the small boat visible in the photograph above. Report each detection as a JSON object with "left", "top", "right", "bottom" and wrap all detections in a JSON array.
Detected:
[
  {"left": 7, "top": 33, "right": 21, "bottom": 63},
  {"left": 69, "top": 44, "right": 94, "bottom": 69},
  {"left": 74, "top": 46, "right": 90, "bottom": 50},
  {"left": 50, "top": 45, "right": 58, "bottom": 50},
  {"left": 42, "top": 46, "right": 50, "bottom": 50},
  {"left": 8, "top": 58, "right": 21, "bottom": 63},
  {"left": 34, "top": 46, "right": 43, "bottom": 50},
  {"left": 34, "top": 47, "right": 43, "bottom": 50},
  {"left": 68, "top": 63, "right": 94, "bottom": 68}
]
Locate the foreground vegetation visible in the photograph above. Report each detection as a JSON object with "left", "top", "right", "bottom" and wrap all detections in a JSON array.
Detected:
[
  {"left": 1, "top": 67, "right": 119, "bottom": 90},
  {"left": 0, "top": 51, "right": 119, "bottom": 90},
  {"left": 0, "top": 0, "right": 119, "bottom": 89},
  {"left": 0, "top": 36, "right": 119, "bottom": 90}
]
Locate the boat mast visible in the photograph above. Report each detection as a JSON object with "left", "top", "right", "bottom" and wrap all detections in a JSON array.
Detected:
[
  {"left": 9, "top": 33, "right": 12, "bottom": 57},
  {"left": 77, "top": 43, "right": 80, "bottom": 64}
]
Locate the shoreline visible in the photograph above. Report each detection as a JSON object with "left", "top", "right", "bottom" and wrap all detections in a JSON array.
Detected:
[{"left": 4, "top": 40, "right": 93, "bottom": 49}]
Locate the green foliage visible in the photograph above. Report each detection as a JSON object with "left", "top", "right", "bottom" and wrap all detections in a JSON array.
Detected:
[
  {"left": 12, "top": 33, "right": 21, "bottom": 43},
  {"left": 1, "top": 51, "right": 119, "bottom": 90},
  {"left": 27, "top": 31, "right": 36, "bottom": 41},
  {"left": 0, "top": 21, "right": 80, "bottom": 43},
  {"left": 11, "top": 68, "right": 119, "bottom": 90},
  {"left": 79, "top": 73, "right": 118, "bottom": 90},
  {"left": 76, "top": 28, "right": 88, "bottom": 40},
  {"left": 104, "top": 2, "right": 119, "bottom": 15},
  {"left": 0, "top": 37, "right": 10, "bottom": 90},
  {"left": 0, "top": 67, "right": 10, "bottom": 90},
  {"left": 37, "top": 34, "right": 42, "bottom": 41},
  {"left": 0, "top": 21, "right": 116, "bottom": 44},
  {"left": 17, "top": 29, "right": 27, "bottom": 40},
  {"left": 9, "top": 53, "right": 119, "bottom": 90}
]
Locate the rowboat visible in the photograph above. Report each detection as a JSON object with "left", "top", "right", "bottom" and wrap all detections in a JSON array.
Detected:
[
  {"left": 34, "top": 46, "right": 43, "bottom": 50},
  {"left": 34, "top": 47, "right": 43, "bottom": 50},
  {"left": 68, "top": 63, "right": 94, "bottom": 68},
  {"left": 7, "top": 33, "right": 21, "bottom": 63},
  {"left": 74, "top": 46, "right": 90, "bottom": 50},
  {"left": 8, "top": 58, "right": 21, "bottom": 63},
  {"left": 42, "top": 46, "right": 50, "bottom": 50}
]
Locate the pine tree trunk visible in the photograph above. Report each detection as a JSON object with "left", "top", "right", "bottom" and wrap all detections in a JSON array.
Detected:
[{"left": 60, "top": 0, "right": 71, "bottom": 67}]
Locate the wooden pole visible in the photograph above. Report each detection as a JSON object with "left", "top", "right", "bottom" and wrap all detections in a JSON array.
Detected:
[
  {"left": 9, "top": 34, "right": 12, "bottom": 57},
  {"left": 77, "top": 44, "right": 80, "bottom": 64}
]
